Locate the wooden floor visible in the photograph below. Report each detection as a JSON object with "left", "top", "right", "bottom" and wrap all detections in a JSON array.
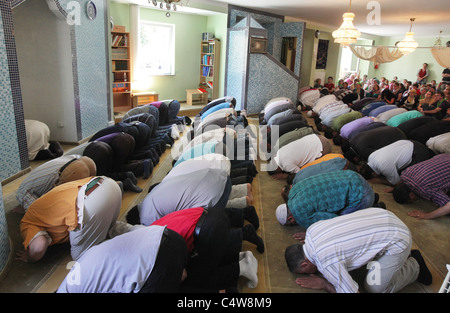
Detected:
[{"left": 0, "top": 108, "right": 449, "bottom": 293}]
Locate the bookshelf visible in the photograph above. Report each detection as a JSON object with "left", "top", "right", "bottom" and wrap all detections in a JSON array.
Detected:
[
  {"left": 111, "top": 26, "right": 132, "bottom": 113},
  {"left": 199, "top": 39, "right": 220, "bottom": 101}
]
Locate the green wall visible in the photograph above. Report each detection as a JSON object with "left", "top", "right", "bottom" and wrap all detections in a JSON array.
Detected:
[
  {"left": 110, "top": 2, "right": 449, "bottom": 101},
  {"left": 298, "top": 24, "right": 343, "bottom": 88},
  {"left": 109, "top": 1, "right": 227, "bottom": 101}
]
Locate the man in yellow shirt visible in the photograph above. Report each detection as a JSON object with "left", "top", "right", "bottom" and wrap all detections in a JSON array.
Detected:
[{"left": 16, "top": 176, "right": 127, "bottom": 263}]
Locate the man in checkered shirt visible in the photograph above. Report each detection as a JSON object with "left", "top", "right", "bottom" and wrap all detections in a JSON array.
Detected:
[{"left": 391, "top": 153, "right": 450, "bottom": 220}]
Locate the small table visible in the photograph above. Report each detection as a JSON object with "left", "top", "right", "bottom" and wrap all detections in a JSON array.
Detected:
[
  {"left": 186, "top": 89, "right": 208, "bottom": 106},
  {"left": 132, "top": 92, "right": 159, "bottom": 107}
]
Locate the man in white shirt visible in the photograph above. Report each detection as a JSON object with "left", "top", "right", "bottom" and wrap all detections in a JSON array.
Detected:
[
  {"left": 271, "top": 134, "right": 330, "bottom": 178},
  {"left": 57, "top": 226, "right": 188, "bottom": 293},
  {"left": 284, "top": 208, "right": 432, "bottom": 293},
  {"left": 358, "top": 140, "right": 434, "bottom": 185}
]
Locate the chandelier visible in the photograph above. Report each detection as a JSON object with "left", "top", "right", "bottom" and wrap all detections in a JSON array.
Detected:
[
  {"left": 148, "top": 0, "right": 190, "bottom": 17},
  {"left": 396, "top": 18, "right": 419, "bottom": 55},
  {"left": 332, "top": 0, "right": 361, "bottom": 47}
]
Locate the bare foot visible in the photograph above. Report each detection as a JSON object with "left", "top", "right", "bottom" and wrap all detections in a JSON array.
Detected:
[{"left": 246, "top": 195, "right": 253, "bottom": 207}]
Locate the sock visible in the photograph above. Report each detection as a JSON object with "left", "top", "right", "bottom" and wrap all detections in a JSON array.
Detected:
[
  {"left": 126, "top": 205, "right": 141, "bottom": 225},
  {"left": 125, "top": 171, "right": 138, "bottom": 184},
  {"left": 108, "top": 220, "right": 133, "bottom": 238},
  {"left": 117, "top": 181, "right": 124, "bottom": 194},
  {"left": 239, "top": 251, "right": 258, "bottom": 288},
  {"left": 242, "top": 224, "right": 264, "bottom": 253},
  {"left": 49, "top": 141, "right": 64, "bottom": 157},
  {"left": 244, "top": 206, "right": 260, "bottom": 230},
  {"left": 373, "top": 193, "right": 380, "bottom": 206},
  {"left": 122, "top": 177, "right": 143, "bottom": 193},
  {"left": 411, "top": 250, "right": 432, "bottom": 285},
  {"left": 143, "top": 159, "right": 152, "bottom": 179}
]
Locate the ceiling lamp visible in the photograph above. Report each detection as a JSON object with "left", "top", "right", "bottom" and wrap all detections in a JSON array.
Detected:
[
  {"left": 148, "top": 0, "right": 189, "bottom": 17},
  {"left": 332, "top": 0, "right": 361, "bottom": 47},
  {"left": 396, "top": 18, "right": 419, "bottom": 55}
]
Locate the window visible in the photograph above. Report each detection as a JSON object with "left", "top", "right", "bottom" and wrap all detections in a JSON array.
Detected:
[{"left": 137, "top": 21, "right": 175, "bottom": 76}]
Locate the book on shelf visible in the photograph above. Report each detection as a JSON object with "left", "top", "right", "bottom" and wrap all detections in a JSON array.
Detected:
[
  {"left": 202, "top": 55, "right": 214, "bottom": 65},
  {"left": 202, "top": 66, "right": 210, "bottom": 77},
  {"left": 112, "top": 35, "right": 127, "bottom": 47},
  {"left": 197, "top": 88, "right": 208, "bottom": 93},
  {"left": 206, "top": 81, "right": 213, "bottom": 88}
]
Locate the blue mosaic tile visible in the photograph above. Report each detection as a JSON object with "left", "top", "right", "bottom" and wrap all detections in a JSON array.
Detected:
[
  {"left": 225, "top": 7, "right": 305, "bottom": 114},
  {"left": 0, "top": 178, "right": 11, "bottom": 275},
  {"left": 247, "top": 53, "right": 299, "bottom": 114},
  {"left": 58, "top": 0, "right": 111, "bottom": 140},
  {"left": 0, "top": 2, "right": 24, "bottom": 181}
]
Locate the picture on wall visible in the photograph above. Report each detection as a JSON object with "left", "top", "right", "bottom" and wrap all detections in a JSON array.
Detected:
[{"left": 316, "top": 39, "right": 329, "bottom": 70}]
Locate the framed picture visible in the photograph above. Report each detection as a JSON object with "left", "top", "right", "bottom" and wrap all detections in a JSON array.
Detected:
[
  {"left": 250, "top": 37, "right": 268, "bottom": 54},
  {"left": 316, "top": 39, "right": 329, "bottom": 70}
]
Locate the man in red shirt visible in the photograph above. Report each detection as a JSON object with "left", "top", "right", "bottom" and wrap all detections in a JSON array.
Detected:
[
  {"left": 324, "top": 76, "right": 335, "bottom": 94},
  {"left": 151, "top": 207, "right": 259, "bottom": 292}
]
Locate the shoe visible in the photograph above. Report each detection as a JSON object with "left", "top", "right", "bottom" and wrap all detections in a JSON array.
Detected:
[
  {"left": 242, "top": 224, "right": 264, "bottom": 253},
  {"left": 375, "top": 202, "right": 386, "bottom": 210},
  {"left": 410, "top": 250, "right": 432, "bottom": 285}
]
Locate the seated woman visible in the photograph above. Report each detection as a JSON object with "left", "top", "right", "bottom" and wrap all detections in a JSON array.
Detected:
[
  {"left": 399, "top": 89, "right": 419, "bottom": 110},
  {"left": 366, "top": 84, "right": 381, "bottom": 99}
]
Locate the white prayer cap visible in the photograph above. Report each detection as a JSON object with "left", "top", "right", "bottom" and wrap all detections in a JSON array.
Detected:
[{"left": 276, "top": 203, "right": 288, "bottom": 225}]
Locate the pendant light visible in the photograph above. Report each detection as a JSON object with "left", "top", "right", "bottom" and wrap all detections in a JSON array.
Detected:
[
  {"left": 396, "top": 18, "right": 419, "bottom": 55},
  {"left": 332, "top": 0, "right": 361, "bottom": 47}
]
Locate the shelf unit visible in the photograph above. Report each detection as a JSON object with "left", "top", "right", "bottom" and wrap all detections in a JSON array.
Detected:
[
  {"left": 111, "top": 27, "right": 132, "bottom": 113},
  {"left": 199, "top": 39, "right": 220, "bottom": 101}
]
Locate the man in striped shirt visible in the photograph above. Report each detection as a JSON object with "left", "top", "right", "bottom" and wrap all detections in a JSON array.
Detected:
[
  {"left": 284, "top": 208, "right": 432, "bottom": 293},
  {"left": 15, "top": 155, "right": 96, "bottom": 213},
  {"left": 391, "top": 153, "right": 450, "bottom": 220}
]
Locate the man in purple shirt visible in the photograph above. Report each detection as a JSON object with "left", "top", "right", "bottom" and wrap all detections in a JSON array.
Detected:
[
  {"left": 339, "top": 116, "right": 375, "bottom": 139},
  {"left": 389, "top": 154, "right": 450, "bottom": 220}
]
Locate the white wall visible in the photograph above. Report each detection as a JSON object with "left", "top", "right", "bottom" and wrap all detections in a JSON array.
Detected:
[{"left": 12, "top": 0, "right": 77, "bottom": 142}]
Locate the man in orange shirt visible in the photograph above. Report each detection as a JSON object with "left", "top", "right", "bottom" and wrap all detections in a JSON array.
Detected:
[
  {"left": 286, "top": 153, "right": 356, "bottom": 186},
  {"left": 16, "top": 176, "right": 128, "bottom": 263}
]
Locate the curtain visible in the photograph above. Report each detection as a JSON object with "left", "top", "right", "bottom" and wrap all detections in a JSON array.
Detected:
[
  {"left": 431, "top": 48, "right": 450, "bottom": 68},
  {"left": 349, "top": 46, "right": 404, "bottom": 65}
]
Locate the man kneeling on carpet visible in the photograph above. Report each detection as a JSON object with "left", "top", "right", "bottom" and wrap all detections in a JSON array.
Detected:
[
  {"left": 276, "top": 170, "right": 383, "bottom": 229},
  {"left": 284, "top": 208, "right": 432, "bottom": 293}
]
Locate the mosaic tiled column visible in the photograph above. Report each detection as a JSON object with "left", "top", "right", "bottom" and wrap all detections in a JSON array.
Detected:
[{"left": 0, "top": 184, "right": 11, "bottom": 279}]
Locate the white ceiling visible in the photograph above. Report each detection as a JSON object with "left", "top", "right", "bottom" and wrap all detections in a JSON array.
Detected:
[{"left": 113, "top": 0, "right": 450, "bottom": 38}]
